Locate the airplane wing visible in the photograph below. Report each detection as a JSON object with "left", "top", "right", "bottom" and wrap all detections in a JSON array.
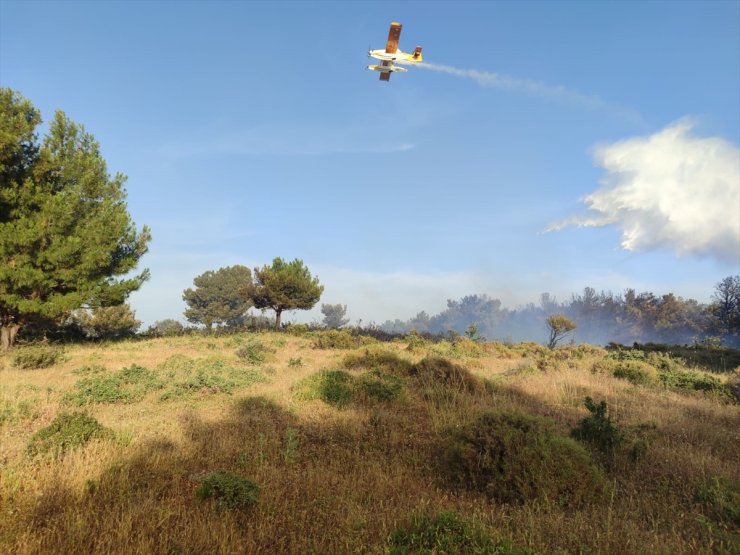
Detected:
[
  {"left": 379, "top": 60, "right": 391, "bottom": 81},
  {"left": 385, "top": 22, "right": 402, "bottom": 54}
]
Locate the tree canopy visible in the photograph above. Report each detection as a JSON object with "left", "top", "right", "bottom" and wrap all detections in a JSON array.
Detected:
[
  {"left": 244, "top": 258, "right": 323, "bottom": 329},
  {"left": 321, "top": 303, "right": 349, "bottom": 328},
  {"left": 0, "top": 89, "right": 150, "bottom": 349},
  {"left": 183, "top": 265, "right": 253, "bottom": 329}
]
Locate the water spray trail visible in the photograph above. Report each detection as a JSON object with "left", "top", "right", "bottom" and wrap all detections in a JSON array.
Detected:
[{"left": 416, "top": 62, "right": 643, "bottom": 124}]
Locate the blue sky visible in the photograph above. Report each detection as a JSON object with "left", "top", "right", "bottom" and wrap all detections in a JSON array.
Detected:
[{"left": 1, "top": 1, "right": 739, "bottom": 327}]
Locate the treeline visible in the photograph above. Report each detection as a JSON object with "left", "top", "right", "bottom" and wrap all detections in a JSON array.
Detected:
[{"left": 380, "top": 276, "right": 740, "bottom": 347}]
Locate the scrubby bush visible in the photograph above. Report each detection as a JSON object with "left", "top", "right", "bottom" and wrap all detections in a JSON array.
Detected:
[
  {"left": 658, "top": 367, "right": 727, "bottom": 395},
  {"left": 28, "top": 411, "right": 114, "bottom": 456},
  {"left": 72, "top": 304, "right": 141, "bottom": 339},
  {"left": 358, "top": 370, "right": 404, "bottom": 402},
  {"left": 64, "top": 364, "right": 162, "bottom": 405},
  {"left": 612, "top": 361, "right": 658, "bottom": 385},
  {"left": 294, "top": 369, "right": 403, "bottom": 407},
  {"left": 284, "top": 323, "right": 309, "bottom": 336},
  {"left": 311, "top": 329, "right": 375, "bottom": 349},
  {"left": 235, "top": 338, "right": 274, "bottom": 364},
  {"left": 12, "top": 344, "right": 64, "bottom": 369},
  {"left": 343, "top": 348, "right": 413, "bottom": 375},
  {"left": 442, "top": 410, "right": 606, "bottom": 506},
  {"left": 411, "top": 357, "right": 480, "bottom": 394},
  {"left": 388, "top": 511, "right": 533, "bottom": 555},
  {"left": 695, "top": 476, "right": 740, "bottom": 527},
  {"left": 405, "top": 332, "right": 430, "bottom": 352},
  {"left": 570, "top": 397, "right": 624, "bottom": 458},
  {"left": 196, "top": 471, "right": 259, "bottom": 510},
  {"left": 146, "top": 319, "right": 184, "bottom": 337}
]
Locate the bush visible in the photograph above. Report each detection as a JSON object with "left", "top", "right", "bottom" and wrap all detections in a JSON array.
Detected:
[
  {"left": 358, "top": 370, "right": 404, "bottom": 402},
  {"left": 294, "top": 369, "right": 403, "bottom": 407},
  {"left": 570, "top": 397, "right": 624, "bottom": 458},
  {"left": 284, "top": 323, "right": 309, "bottom": 336},
  {"left": 658, "top": 367, "right": 727, "bottom": 395},
  {"left": 64, "top": 364, "right": 162, "bottom": 405},
  {"left": 695, "top": 476, "right": 740, "bottom": 527},
  {"left": 72, "top": 304, "right": 141, "bottom": 339},
  {"left": 312, "top": 329, "right": 375, "bottom": 349},
  {"left": 196, "top": 471, "right": 259, "bottom": 510},
  {"left": 12, "top": 344, "right": 64, "bottom": 369},
  {"left": 411, "top": 357, "right": 480, "bottom": 394},
  {"left": 28, "top": 411, "right": 114, "bottom": 456},
  {"left": 388, "top": 511, "right": 533, "bottom": 555},
  {"left": 146, "top": 319, "right": 184, "bottom": 337},
  {"left": 612, "top": 361, "right": 658, "bottom": 385},
  {"left": 442, "top": 410, "right": 606, "bottom": 506},
  {"left": 235, "top": 338, "right": 274, "bottom": 364},
  {"left": 343, "top": 348, "right": 414, "bottom": 375}
]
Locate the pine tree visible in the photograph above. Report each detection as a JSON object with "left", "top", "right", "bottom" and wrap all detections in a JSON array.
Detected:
[{"left": 0, "top": 89, "right": 150, "bottom": 349}]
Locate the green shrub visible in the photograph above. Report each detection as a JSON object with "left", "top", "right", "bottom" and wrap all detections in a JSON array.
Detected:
[
  {"left": 71, "top": 364, "right": 107, "bottom": 376},
  {"left": 284, "top": 323, "right": 309, "bottom": 336},
  {"left": 311, "top": 329, "right": 375, "bottom": 349},
  {"left": 411, "top": 357, "right": 480, "bottom": 394},
  {"left": 12, "top": 344, "right": 64, "bottom": 369},
  {"left": 288, "top": 357, "right": 303, "bottom": 367},
  {"left": 0, "top": 399, "right": 39, "bottom": 426},
  {"left": 235, "top": 338, "right": 274, "bottom": 364},
  {"left": 343, "top": 348, "right": 413, "bottom": 375},
  {"left": 196, "top": 471, "right": 259, "bottom": 510},
  {"left": 160, "top": 358, "right": 267, "bottom": 400},
  {"left": 28, "top": 411, "right": 114, "bottom": 456},
  {"left": 405, "top": 332, "right": 430, "bottom": 352},
  {"left": 612, "top": 361, "right": 658, "bottom": 385},
  {"left": 430, "top": 338, "right": 486, "bottom": 359},
  {"left": 64, "top": 364, "right": 162, "bottom": 405},
  {"left": 358, "top": 370, "right": 404, "bottom": 402},
  {"left": 658, "top": 367, "right": 727, "bottom": 394},
  {"left": 570, "top": 397, "right": 624, "bottom": 458},
  {"left": 695, "top": 476, "right": 740, "bottom": 527},
  {"left": 443, "top": 410, "right": 606, "bottom": 506},
  {"left": 294, "top": 369, "right": 402, "bottom": 407},
  {"left": 388, "top": 511, "right": 533, "bottom": 555}
]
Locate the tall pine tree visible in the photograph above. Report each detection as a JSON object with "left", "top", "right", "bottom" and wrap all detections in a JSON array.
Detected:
[{"left": 0, "top": 89, "right": 150, "bottom": 349}]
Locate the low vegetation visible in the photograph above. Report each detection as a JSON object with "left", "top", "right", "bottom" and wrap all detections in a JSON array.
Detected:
[{"left": 0, "top": 332, "right": 738, "bottom": 554}]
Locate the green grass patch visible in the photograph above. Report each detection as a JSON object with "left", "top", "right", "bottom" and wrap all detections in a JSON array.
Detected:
[
  {"left": 160, "top": 357, "right": 268, "bottom": 400},
  {"left": 294, "top": 369, "right": 404, "bottom": 408},
  {"left": 196, "top": 471, "right": 259, "bottom": 511},
  {"left": 235, "top": 338, "right": 275, "bottom": 364},
  {"left": 27, "top": 411, "right": 114, "bottom": 456},
  {"left": 64, "top": 364, "right": 163, "bottom": 406},
  {"left": 388, "top": 511, "right": 534, "bottom": 555},
  {"left": 0, "top": 398, "right": 39, "bottom": 426}
]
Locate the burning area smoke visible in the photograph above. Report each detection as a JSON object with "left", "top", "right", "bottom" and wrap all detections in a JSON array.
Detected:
[{"left": 549, "top": 120, "right": 740, "bottom": 263}]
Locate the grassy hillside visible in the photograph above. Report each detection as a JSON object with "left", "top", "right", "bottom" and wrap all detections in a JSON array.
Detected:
[{"left": 1, "top": 331, "right": 738, "bottom": 554}]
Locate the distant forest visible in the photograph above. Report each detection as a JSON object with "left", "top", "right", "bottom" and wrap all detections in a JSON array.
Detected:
[{"left": 379, "top": 276, "right": 740, "bottom": 347}]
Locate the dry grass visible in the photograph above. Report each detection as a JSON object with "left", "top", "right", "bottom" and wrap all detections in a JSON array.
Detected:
[{"left": 1, "top": 334, "right": 738, "bottom": 554}]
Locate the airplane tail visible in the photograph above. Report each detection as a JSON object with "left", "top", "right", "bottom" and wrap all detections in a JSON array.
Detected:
[{"left": 412, "top": 46, "right": 423, "bottom": 62}]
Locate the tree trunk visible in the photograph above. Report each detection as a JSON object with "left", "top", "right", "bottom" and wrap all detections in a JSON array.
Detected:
[
  {"left": 274, "top": 309, "right": 282, "bottom": 330},
  {"left": 1, "top": 324, "right": 21, "bottom": 351}
]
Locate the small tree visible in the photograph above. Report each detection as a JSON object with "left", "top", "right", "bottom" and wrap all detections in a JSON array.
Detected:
[
  {"left": 244, "top": 258, "right": 323, "bottom": 330},
  {"left": 147, "top": 319, "right": 184, "bottom": 337},
  {"left": 72, "top": 304, "right": 141, "bottom": 339},
  {"left": 183, "top": 265, "right": 253, "bottom": 330},
  {"left": 546, "top": 314, "right": 576, "bottom": 348},
  {"left": 321, "top": 303, "right": 349, "bottom": 328}
]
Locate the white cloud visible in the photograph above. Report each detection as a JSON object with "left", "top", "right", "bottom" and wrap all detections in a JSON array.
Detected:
[
  {"left": 549, "top": 120, "right": 740, "bottom": 263},
  {"left": 416, "top": 62, "right": 643, "bottom": 123}
]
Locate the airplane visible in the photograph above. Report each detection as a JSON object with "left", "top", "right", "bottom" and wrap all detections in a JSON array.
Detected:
[{"left": 367, "top": 22, "right": 423, "bottom": 82}]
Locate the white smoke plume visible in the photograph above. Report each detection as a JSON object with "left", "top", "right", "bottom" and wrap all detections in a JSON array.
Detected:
[
  {"left": 549, "top": 120, "right": 740, "bottom": 263},
  {"left": 416, "top": 62, "right": 642, "bottom": 123}
]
